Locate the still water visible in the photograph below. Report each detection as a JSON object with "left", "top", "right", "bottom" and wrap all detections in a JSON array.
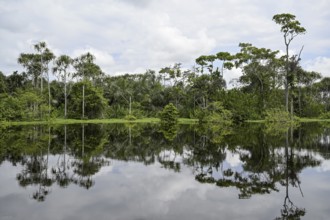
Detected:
[{"left": 0, "top": 122, "right": 330, "bottom": 220}]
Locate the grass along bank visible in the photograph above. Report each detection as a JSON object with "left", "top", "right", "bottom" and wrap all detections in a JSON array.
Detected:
[{"left": 0, "top": 118, "right": 199, "bottom": 126}]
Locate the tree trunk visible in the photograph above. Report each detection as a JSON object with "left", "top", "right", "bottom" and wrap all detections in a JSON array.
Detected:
[
  {"left": 64, "top": 72, "right": 67, "bottom": 118},
  {"left": 290, "top": 96, "right": 294, "bottom": 119},
  {"left": 129, "top": 96, "right": 131, "bottom": 115},
  {"left": 298, "top": 86, "right": 302, "bottom": 117},
  {"left": 285, "top": 43, "right": 289, "bottom": 112},
  {"left": 82, "top": 83, "right": 85, "bottom": 119},
  {"left": 47, "top": 69, "right": 51, "bottom": 117}
]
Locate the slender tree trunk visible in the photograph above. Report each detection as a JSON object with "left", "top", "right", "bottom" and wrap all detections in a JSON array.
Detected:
[
  {"left": 285, "top": 43, "right": 289, "bottom": 112},
  {"left": 82, "top": 83, "right": 85, "bottom": 119},
  {"left": 82, "top": 124, "right": 85, "bottom": 157},
  {"left": 129, "top": 96, "right": 131, "bottom": 115},
  {"left": 290, "top": 96, "right": 294, "bottom": 119},
  {"left": 64, "top": 125, "right": 67, "bottom": 170},
  {"left": 64, "top": 72, "right": 67, "bottom": 118},
  {"left": 285, "top": 129, "right": 289, "bottom": 197},
  {"left": 129, "top": 126, "right": 131, "bottom": 146},
  {"left": 47, "top": 68, "right": 51, "bottom": 118},
  {"left": 298, "top": 86, "right": 302, "bottom": 117},
  {"left": 41, "top": 55, "right": 44, "bottom": 93}
]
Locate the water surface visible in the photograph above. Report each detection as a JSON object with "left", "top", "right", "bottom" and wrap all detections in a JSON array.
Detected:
[{"left": 1, "top": 123, "right": 330, "bottom": 220}]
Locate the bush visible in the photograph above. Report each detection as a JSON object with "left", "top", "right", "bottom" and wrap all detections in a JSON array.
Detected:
[
  {"left": 196, "top": 101, "right": 233, "bottom": 125},
  {"left": 319, "top": 111, "right": 330, "bottom": 119},
  {"left": 160, "top": 103, "right": 179, "bottom": 125},
  {"left": 264, "top": 108, "right": 297, "bottom": 122},
  {"left": 124, "top": 114, "right": 137, "bottom": 121}
]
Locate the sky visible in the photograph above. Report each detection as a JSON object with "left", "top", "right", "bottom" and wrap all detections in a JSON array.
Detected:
[{"left": 0, "top": 0, "right": 330, "bottom": 86}]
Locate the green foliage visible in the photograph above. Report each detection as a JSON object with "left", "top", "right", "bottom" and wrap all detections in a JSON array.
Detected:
[
  {"left": 130, "top": 102, "right": 145, "bottom": 118},
  {"left": 265, "top": 108, "right": 291, "bottom": 122},
  {"left": 124, "top": 114, "right": 137, "bottom": 121},
  {"left": 0, "top": 71, "right": 7, "bottom": 93},
  {"left": 301, "top": 96, "right": 323, "bottom": 118},
  {"left": 319, "top": 111, "right": 330, "bottom": 119},
  {"left": 0, "top": 94, "right": 23, "bottom": 121},
  {"left": 0, "top": 19, "right": 324, "bottom": 123},
  {"left": 196, "top": 101, "right": 233, "bottom": 125},
  {"left": 106, "top": 105, "right": 127, "bottom": 119},
  {"left": 272, "top": 13, "right": 306, "bottom": 36},
  {"left": 161, "top": 124, "right": 178, "bottom": 141},
  {"left": 160, "top": 103, "right": 179, "bottom": 126},
  {"left": 224, "top": 89, "right": 260, "bottom": 122},
  {"left": 68, "top": 81, "right": 107, "bottom": 119}
]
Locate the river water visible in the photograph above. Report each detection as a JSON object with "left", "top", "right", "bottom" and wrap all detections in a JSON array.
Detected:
[{"left": 0, "top": 122, "right": 330, "bottom": 220}]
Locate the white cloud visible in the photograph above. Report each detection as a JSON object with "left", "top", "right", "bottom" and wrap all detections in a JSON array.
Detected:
[
  {"left": 0, "top": 0, "right": 330, "bottom": 84},
  {"left": 304, "top": 57, "right": 330, "bottom": 77},
  {"left": 72, "top": 46, "right": 115, "bottom": 73},
  {"left": 226, "top": 151, "right": 243, "bottom": 167}
]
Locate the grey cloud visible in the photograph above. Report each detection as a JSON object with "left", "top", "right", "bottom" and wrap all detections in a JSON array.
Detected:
[
  {"left": 116, "top": 0, "right": 154, "bottom": 8},
  {"left": 0, "top": 0, "right": 329, "bottom": 83}
]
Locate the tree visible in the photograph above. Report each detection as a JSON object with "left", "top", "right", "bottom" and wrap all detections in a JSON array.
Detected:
[
  {"left": 273, "top": 13, "right": 306, "bottom": 113},
  {"left": 53, "top": 55, "right": 73, "bottom": 118},
  {"left": 17, "top": 42, "right": 55, "bottom": 118},
  {"left": 0, "top": 71, "right": 7, "bottom": 93},
  {"left": 0, "top": 94, "right": 22, "bottom": 120},
  {"left": 216, "top": 52, "right": 235, "bottom": 78},
  {"left": 73, "top": 52, "right": 102, "bottom": 119},
  {"left": 33, "top": 42, "right": 55, "bottom": 117},
  {"left": 68, "top": 81, "right": 107, "bottom": 119},
  {"left": 316, "top": 77, "right": 330, "bottom": 112},
  {"left": 235, "top": 43, "right": 281, "bottom": 113},
  {"left": 295, "top": 67, "right": 321, "bottom": 116},
  {"left": 17, "top": 53, "right": 42, "bottom": 89},
  {"left": 6, "top": 71, "right": 29, "bottom": 94}
]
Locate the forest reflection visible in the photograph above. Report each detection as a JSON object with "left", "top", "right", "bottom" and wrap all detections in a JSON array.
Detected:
[{"left": 1, "top": 122, "right": 330, "bottom": 218}]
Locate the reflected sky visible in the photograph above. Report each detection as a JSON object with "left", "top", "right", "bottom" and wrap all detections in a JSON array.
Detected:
[
  {"left": 0, "top": 160, "right": 279, "bottom": 220},
  {"left": 0, "top": 123, "right": 330, "bottom": 219}
]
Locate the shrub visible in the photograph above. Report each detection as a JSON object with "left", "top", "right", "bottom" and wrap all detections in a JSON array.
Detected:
[
  {"left": 196, "top": 101, "right": 233, "bottom": 125},
  {"left": 124, "top": 114, "right": 137, "bottom": 121},
  {"left": 319, "top": 111, "right": 330, "bottom": 119},
  {"left": 265, "top": 108, "right": 291, "bottom": 122},
  {"left": 160, "top": 103, "right": 179, "bottom": 125}
]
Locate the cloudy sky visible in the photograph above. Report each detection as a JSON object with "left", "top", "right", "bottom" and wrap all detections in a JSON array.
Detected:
[{"left": 1, "top": 0, "right": 329, "bottom": 85}]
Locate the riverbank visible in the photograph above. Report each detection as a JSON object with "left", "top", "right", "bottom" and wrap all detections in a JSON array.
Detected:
[
  {"left": 1, "top": 117, "right": 330, "bottom": 126},
  {"left": 0, "top": 118, "right": 199, "bottom": 126}
]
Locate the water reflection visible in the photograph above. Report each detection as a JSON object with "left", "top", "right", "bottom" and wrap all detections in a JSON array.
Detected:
[{"left": 1, "top": 122, "right": 330, "bottom": 219}]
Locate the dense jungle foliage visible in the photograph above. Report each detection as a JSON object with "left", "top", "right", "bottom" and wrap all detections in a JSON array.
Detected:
[{"left": 1, "top": 14, "right": 330, "bottom": 122}]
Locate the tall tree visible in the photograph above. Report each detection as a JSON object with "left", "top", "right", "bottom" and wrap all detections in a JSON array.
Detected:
[
  {"left": 18, "top": 42, "right": 55, "bottom": 118},
  {"left": 73, "top": 52, "right": 102, "bottom": 119},
  {"left": 53, "top": 55, "right": 73, "bottom": 118},
  {"left": 273, "top": 13, "right": 306, "bottom": 112},
  {"left": 235, "top": 43, "right": 280, "bottom": 112},
  {"left": 33, "top": 42, "right": 55, "bottom": 117},
  {"left": 17, "top": 53, "right": 41, "bottom": 88}
]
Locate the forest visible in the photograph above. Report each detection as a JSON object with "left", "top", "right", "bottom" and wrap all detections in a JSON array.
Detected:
[{"left": 1, "top": 13, "right": 330, "bottom": 123}]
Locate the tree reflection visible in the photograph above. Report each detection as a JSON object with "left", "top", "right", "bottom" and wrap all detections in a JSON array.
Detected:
[
  {"left": 69, "top": 124, "right": 110, "bottom": 189},
  {"left": 0, "top": 124, "right": 112, "bottom": 201},
  {"left": 190, "top": 122, "right": 322, "bottom": 205},
  {"left": 16, "top": 126, "right": 53, "bottom": 201},
  {"left": 51, "top": 125, "right": 71, "bottom": 187},
  {"left": 0, "top": 122, "right": 329, "bottom": 206}
]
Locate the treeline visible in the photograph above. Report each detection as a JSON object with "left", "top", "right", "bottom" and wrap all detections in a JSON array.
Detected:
[{"left": 1, "top": 13, "right": 330, "bottom": 122}]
